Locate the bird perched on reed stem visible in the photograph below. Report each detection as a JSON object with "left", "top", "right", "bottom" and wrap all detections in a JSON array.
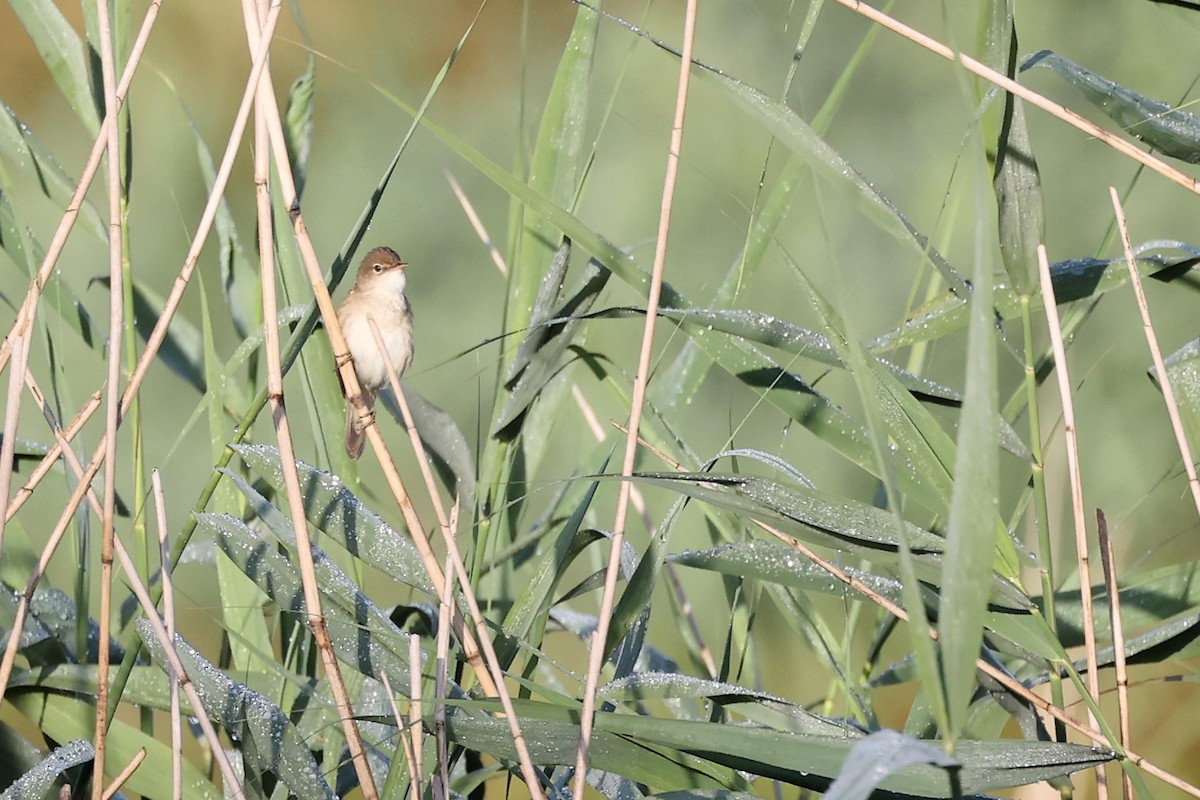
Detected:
[{"left": 336, "top": 246, "right": 414, "bottom": 459}]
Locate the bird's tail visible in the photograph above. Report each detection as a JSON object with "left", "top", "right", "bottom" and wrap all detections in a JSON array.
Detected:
[{"left": 344, "top": 392, "right": 375, "bottom": 460}]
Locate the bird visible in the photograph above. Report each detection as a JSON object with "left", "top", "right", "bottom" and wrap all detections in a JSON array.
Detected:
[{"left": 335, "top": 246, "right": 414, "bottom": 459}]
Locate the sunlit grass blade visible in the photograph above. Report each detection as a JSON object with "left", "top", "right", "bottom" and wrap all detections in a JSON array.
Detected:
[
  {"left": 654, "top": 3, "right": 891, "bottom": 416},
  {"left": 937, "top": 174, "right": 1001, "bottom": 746},
  {"left": 168, "top": 85, "right": 259, "bottom": 340},
  {"left": 196, "top": 513, "right": 421, "bottom": 690}
]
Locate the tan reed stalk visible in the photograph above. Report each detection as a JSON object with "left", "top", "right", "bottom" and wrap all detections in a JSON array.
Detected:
[
  {"left": 832, "top": 0, "right": 1200, "bottom": 195},
  {"left": 100, "top": 748, "right": 145, "bottom": 800},
  {"left": 0, "top": 8, "right": 288, "bottom": 698},
  {"left": 446, "top": 172, "right": 508, "bottom": 277},
  {"left": 92, "top": 0, "right": 127, "bottom": 790},
  {"left": 1038, "top": 243, "right": 1106, "bottom": 798},
  {"left": 1097, "top": 510, "right": 1133, "bottom": 800},
  {"left": 246, "top": 4, "right": 377, "bottom": 792},
  {"left": 409, "top": 634, "right": 424, "bottom": 790},
  {"left": 435, "top": 552, "right": 454, "bottom": 800},
  {"left": 151, "top": 470, "right": 183, "bottom": 800},
  {"left": 380, "top": 672, "right": 422, "bottom": 800},
  {"left": 0, "top": 336, "right": 29, "bottom": 553},
  {"left": 573, "top": 0, "right": 699, "bottom": 792},
  {"left": 572, "top": 386, "right": 719, "bottom": 679},
  {"left": 1109, "top": 186, "right": 1200, "bottom": 519}
]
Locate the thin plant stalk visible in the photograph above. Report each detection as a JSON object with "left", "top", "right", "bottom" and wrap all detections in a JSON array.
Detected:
[
  {"left": 1097, "top": 509, "right": 1133, "bottom": 800},
  {"left": 1037, "top": 243, "right": 1103, "bottom": 719},
  {"left": 435, "top": 552, "right": 454, "bottom": 800},
  {"left": 93, "top": 0, "right": 127, "bottom": 789},
  {"left": 573, "top": 0, "right": 699, "bottom": 792},
  {"left": 409, "top": 635, "right": 424, "bottom": 791},
  {"left": 833, "top": 0, "right": 1200, "bottom": 195},
  {"left": 97, "top": 0, "right": 285, "bottom": 720},
  {"left": 100, "top": 748, "right": 145, "bottom": 800},
  {"left": 248, "top": 6, "right": 377, "bottom": 792},
  {"left": 151, "top": 470, "right": 183, "bottom": 800},
  {"left": 380, "top": 672, "right": 421, "bottom": 800},
  {"left": 0, "top": 335, "right": 28, "bottom": 553},
  {"left": 1109, "top": 186, "right": 1200, "bottom": 519},
  {"left": 446, "top": 171, "right": 508, "bottom": 277}
]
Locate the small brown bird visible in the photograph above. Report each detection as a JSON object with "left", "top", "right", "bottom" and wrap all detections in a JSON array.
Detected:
[{"left": 336, "top": 247, "right": 414, "bottom": 459}]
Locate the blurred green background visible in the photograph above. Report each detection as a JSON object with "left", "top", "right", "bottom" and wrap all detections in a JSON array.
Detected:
[{"left": 4, "top": 0, "right": 1200, "bottom": 794}]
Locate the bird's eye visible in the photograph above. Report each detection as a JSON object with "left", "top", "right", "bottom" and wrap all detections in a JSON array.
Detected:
[{"left": 373, "top": 263, "right": 384, "bottom": 272}]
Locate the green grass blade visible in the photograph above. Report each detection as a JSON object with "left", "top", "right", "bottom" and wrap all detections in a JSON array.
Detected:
[
  {"left": 0, "top": 101, "right": 106, "bottom": 241},
  {"left": 8, "top": 0, "right": 100, "bottom": 133},
  {"left": 937, "top": 180, "right": 1001, "bottom": 746}
]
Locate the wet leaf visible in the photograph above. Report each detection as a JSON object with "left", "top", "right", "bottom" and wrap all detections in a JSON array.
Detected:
[{"left": 1024, "top": 50, "right": 1200, "bottom": 163}]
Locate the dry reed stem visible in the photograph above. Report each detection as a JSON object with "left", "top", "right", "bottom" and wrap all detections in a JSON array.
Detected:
[
  {"left": 0, "top": 0, "right": 163, "bottom": 370},
  {"left": 245, "top": 2, "right": 377, "bottom": 792},
  {"left": 832, "top": 0, "right": 1200, "bottom": 196},
  {"left": 0, "top": 335, "right": 28, "bottom": 554},
  {"left": 1036, "top": 246, "right": 1104, "bottom": 738},
  {"left": 1097, "top": 510, "right": 1133, "bottom": 800},
  {"left": 369, "top": 322, "right": 546, "bottom": 798},
  {"left": 624, "top": 427, "right": 1200, "bottom": 797},
  {"left": 446, "top": 171, "right": 508, "bottom": 277},
  {"left": 100, "top": 748, "right": 145, "bottom": 800},
  {"left": 16, "top": 376, "right": 245, "bottom": 799},
  {"left": 93, "top": 0, "right": 127, "bottom": 789},
  {"left": 151, "top": 470, "right": 183, "bottom": 800},
  {"left": 435, "top": 552, "right": 454, "bottom": 800},
  {"left": 573, "top": 0, "right": 700, "bottom": 792},
  {"left": 380, "top": 672, "right": 422, "bottom": 800},
  {"left": 1109, "top": 186, "right": 1200, "bottom": 519},
  {"left": 231, "top": 7, "right": 502, "bottom": 702},
  {"left": 409, "top": 634, "right": 425, "bottom": 790},
  {"left": 7, "top": 391, "right": 102, "bottom": 520}
]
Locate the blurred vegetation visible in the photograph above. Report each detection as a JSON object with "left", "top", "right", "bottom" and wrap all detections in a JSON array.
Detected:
[{"left": 3, "top": 1, "right": 1200, "bottom": 799}]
